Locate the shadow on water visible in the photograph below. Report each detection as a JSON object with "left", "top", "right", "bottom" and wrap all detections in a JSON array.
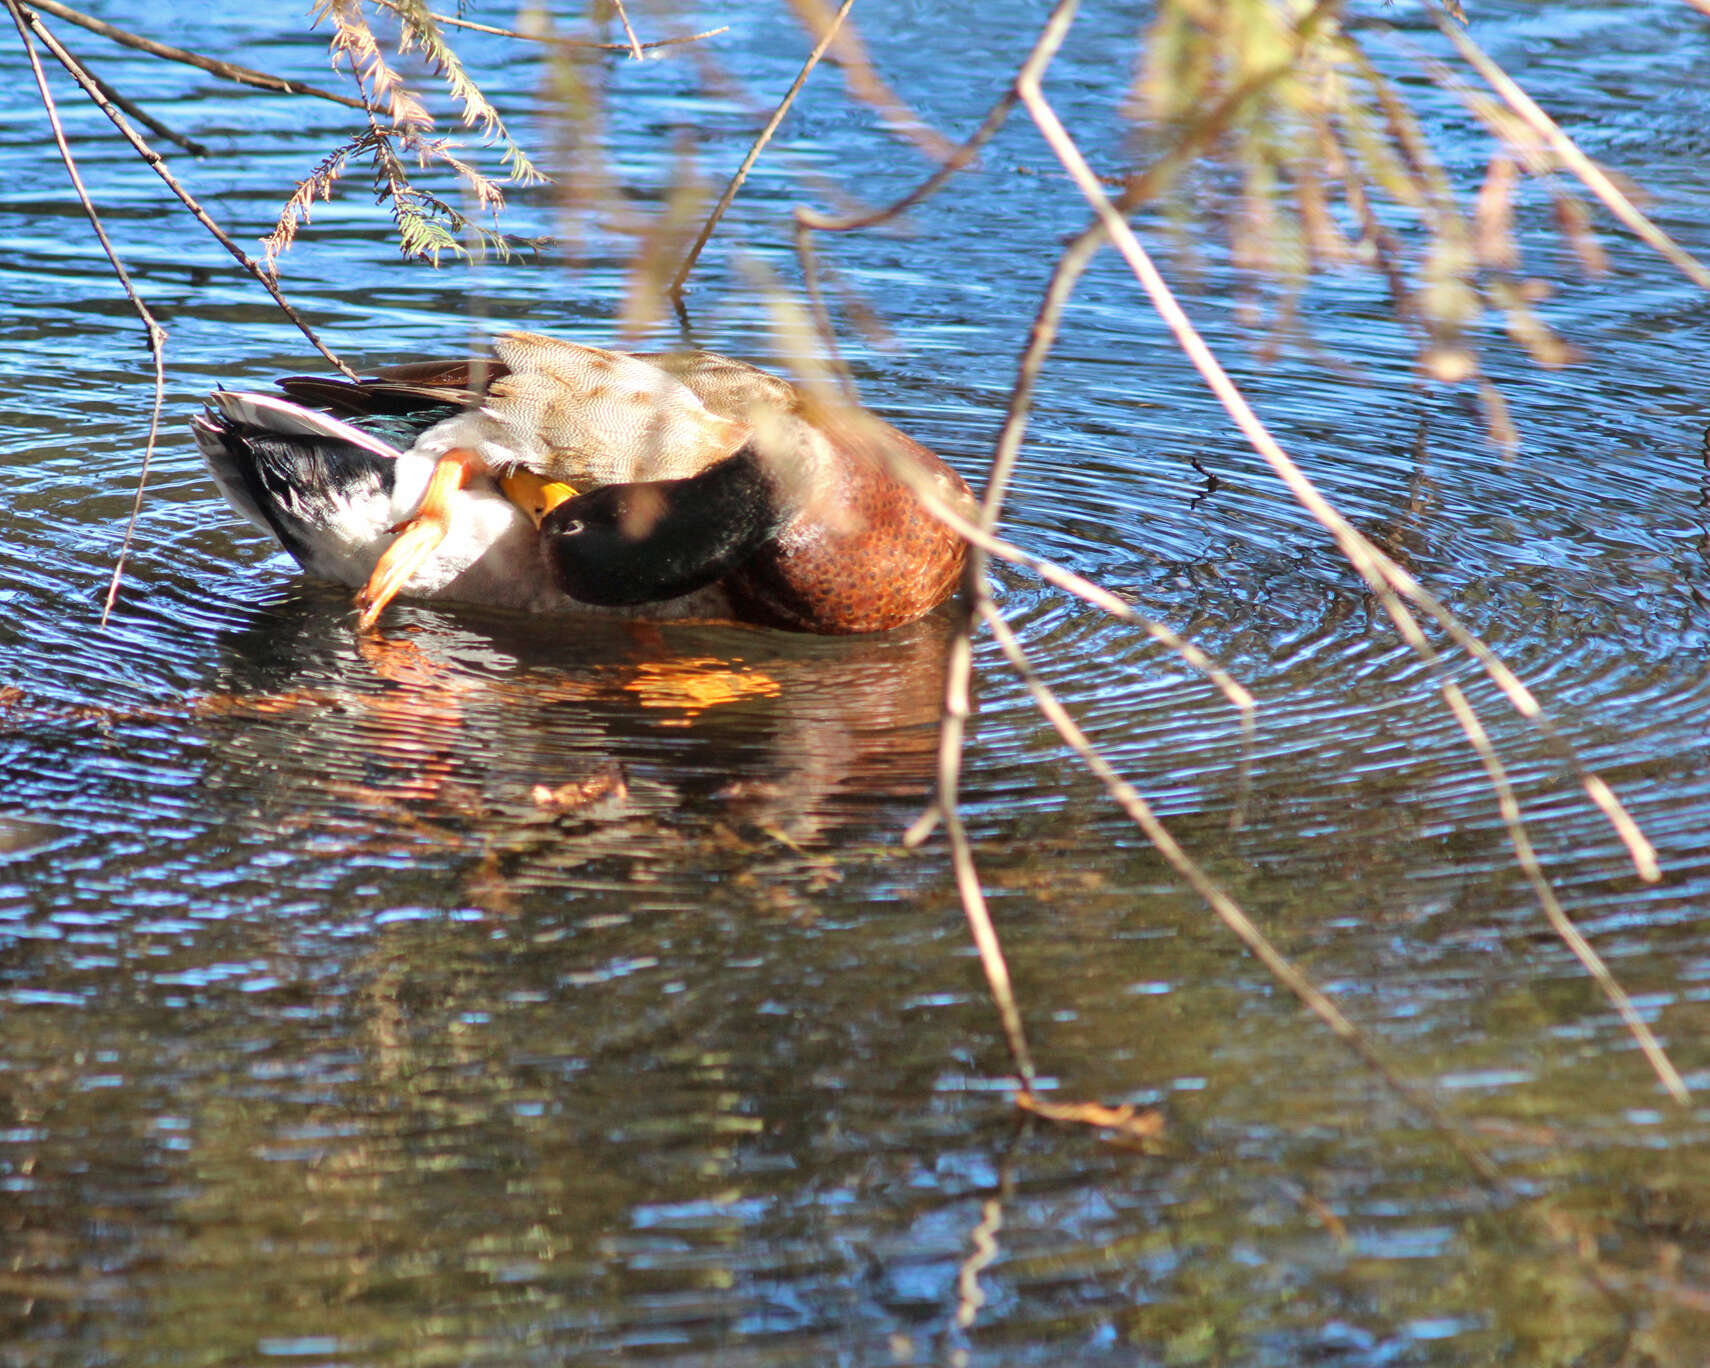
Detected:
[{"left": 5, "top": 0, "right": 1710, "bottom": 1363}]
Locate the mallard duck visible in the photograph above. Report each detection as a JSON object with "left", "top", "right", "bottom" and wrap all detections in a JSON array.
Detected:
[{"left": 193, "top": 333, "right": 972, "bottom": 634}]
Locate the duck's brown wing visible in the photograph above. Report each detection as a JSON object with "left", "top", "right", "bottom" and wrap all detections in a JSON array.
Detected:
[
  {"left": 273, "top": 337, "right": 752, "bottom": 487},
  {"left": 273, "top": 344, "right": 799, "bottom": 427}
]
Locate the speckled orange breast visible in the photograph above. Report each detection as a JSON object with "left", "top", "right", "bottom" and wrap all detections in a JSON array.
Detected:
[{"left": 727, "top": 425, "right": 970, "bottom": 635}]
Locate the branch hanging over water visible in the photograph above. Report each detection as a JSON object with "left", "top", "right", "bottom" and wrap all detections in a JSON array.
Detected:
[
  {"left": 1010, "top": 4, "right": 1685, "bottom": 1105},
  {"left": 27, "top": 0, "right": 368, "bottom": 108},
  {"left": 13, "top": 3, "right": 358, "bottom": 378},
  {"left": 1427, "top": 5, "right": 1710, "bottom": 294},
  {"left": 671, "top": 0, "right": 855, "bottom": 297},
  {"left": 5, "top": 0, "right": 164, "bottom": 629}
]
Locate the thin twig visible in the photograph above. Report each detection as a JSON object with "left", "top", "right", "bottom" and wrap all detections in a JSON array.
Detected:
[
  {"left": 792, "top": 0, "right": 1296, "bottom": 842},
  {"left": 967, "top": 212, "right": 1247, "bottom": 828},
  {"left": 903, "top": 0, "right": 1084, "bottom": 1086},
  {"left": 786, "top": 0, "right": 959, "bottom": 164},
  {"left": 790, "top": 223, "right": 857, "bottom": 400},
  {"left": 670, "top": 0, "right": 854, "bottom": 296},
  {"left": 796, "top": 84, "right": 1018, "bottom": 235},
  {"left": 900, "top": 463, "right": 1257, "bottom": 725},
  {"left": 746, "top": 267, "right": 1039, "bottom": 1088},
  {"left": 369, "top": 0, "right": 728, "bottom": 51},
  {"left": 6, "top": 0, "right": 165, "bottom": 628},
  {"left": 1024, "top": 35, "right": 1624, "bottom": 845},
  {"left": 74, "top": 46, "right": 209, "bottom": 157},
  {"left": 20, "top": 6, "right": 358, "bottom": 379},
  {"left": 27, "top": 0, "right": 368, "bottom": 109},
  {"left": 1382, "top": 568, "right": 1658, "bottom": 882},
  {"left": 786, "top": 39, "right": 1021, "bottom": 393},
  {"left": 937, "top": 614, "right": 1038, "bottom": 1090},
  {"left": 793, "top": 0, "right": 1321, "bottom": 243},
  {"left": 783, "top": 24, "right": 1034, "bottom": 394},
  {"left": 1440, "top": 686, "right": 1686, "bottom": 1101},
  {"left": 607, "top": 0, "right": 644, "bottom": 60},
  {"left": 874, "top": 3, "right": 1266, "bottom": 1065},
  {"left": 1015, "top": 40, "right": 1685, "bottom": 1102},
  {"left": 980, "top": 598, "right": 1507, "bottom": 1187},
  {"left": 897, "top": 0, "right": 1093, "bottom": 1092}
]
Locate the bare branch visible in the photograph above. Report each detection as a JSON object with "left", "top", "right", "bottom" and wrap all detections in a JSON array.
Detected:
[
  {"left": 4, "top": 0, "right": 165, "bottom": 627},
  {"left": 64, "top": 43, "right": 209, "bottom": 157},
  {"left": 980, "top": 600, "right": 1506, "bottom": 1187},
  {"left": 607, "top": 0, "right": 644, "bottom": 60},
  {"left": 27, "top": 0, "right": 368, "bottom": 108},
  {"left": 931, "top": 618, "right": 1039, "bottom": 1091},
  {"left": 1439, "top": 685, "right": 1685, "bottom": 1102},
  {"left": 1429, "top": 6, "right": 1710, "bottom": 293},
  {"left": 1015, "top": 11, "right": 1683, "bottom": 1101},
  {"left": 795, "top": 83, "right": 1018, "bottom": 236},
  {"left": 17, "top": 4, "right": 357, "bottom": 377},
  {"left": 671, "top": 0, "right": 854, "bottom": 296},
  {"left": 784, "top": 0, "right": 959, "bottom": 163}
]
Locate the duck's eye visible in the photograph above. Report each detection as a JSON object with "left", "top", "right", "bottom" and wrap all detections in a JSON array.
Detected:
[{"left": 556, "top": 518, "right": 585, "bottom": 537}]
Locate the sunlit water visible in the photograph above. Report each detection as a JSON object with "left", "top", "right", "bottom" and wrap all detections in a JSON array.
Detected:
[{"left": 3, "top": 3, "right": 1710, "bottom": 1364}]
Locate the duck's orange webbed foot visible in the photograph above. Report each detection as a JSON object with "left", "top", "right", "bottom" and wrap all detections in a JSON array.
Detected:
[{"left": 355, "top": 448, "right": 485, "bottom": 631}]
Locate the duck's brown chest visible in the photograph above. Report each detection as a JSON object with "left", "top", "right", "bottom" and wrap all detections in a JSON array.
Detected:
[{"left": 728, "top": 433, "right": 970, "bottom": 635}]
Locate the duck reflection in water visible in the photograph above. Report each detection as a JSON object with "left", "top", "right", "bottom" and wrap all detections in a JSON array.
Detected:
[
  {"left": 193, "top": 333, "right": 972, "bottom": 635},
  {"left": 194, "top": 594, "right": 955, "bottom": 893}
]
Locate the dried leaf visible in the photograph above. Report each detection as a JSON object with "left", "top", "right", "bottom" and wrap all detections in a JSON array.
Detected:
[
  {"left": 1014, "top": 1091, "right": 1167, "bottom": 1142},
  {"left": 532, "top": 769, "right": 629, "bottom": 811},
  {"left": 1552, "top": 190, "right": 1608, "bottom": 276},
  {"left": 1490, "top": 279, "right": 1579, "bottom": 367},
  {"left": 1478, "top": 377, "right": 1517, "bottom": 457},
  {"left": 1421, "top": 346, "right": 1476, "bottom": 382},
  {"left": 1474, "top": 154, "right": 1521, "bottom": 271}
]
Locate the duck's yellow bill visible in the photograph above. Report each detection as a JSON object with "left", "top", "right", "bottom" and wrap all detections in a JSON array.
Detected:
[{"left": 499, "top": 471, "right": 577, "bottom": 528}]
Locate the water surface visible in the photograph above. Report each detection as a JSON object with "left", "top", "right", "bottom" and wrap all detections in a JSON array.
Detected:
[{"left": 3, "top": 3, "right": 1710, "bottom": 1364}]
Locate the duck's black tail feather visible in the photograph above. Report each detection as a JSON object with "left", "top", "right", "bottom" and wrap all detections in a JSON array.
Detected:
[
  {"left": 192, "top": 391, "right": 421, "bottom": 568},
  {"left": 196, "top": 416, "right": 397, "bottom": 564}
]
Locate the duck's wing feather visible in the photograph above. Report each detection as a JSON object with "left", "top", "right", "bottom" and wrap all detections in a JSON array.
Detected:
[
  {"left": 194, "top": 392, "right": 562, "bottom": 607},
  {"left": 648, "top": 350, "right": 801, "bottom": 420},
  {"left": 453, "top": 333, "right": 751, "bottom": 486},
  {"left": 277, "top": 357, "right": 508, "bottom": 417},
  {"left": 272, "top": 339, "right": 772, "bottom": 490},
  {"left": 204, "top": 390, "right": 403, "bottom": 460}
]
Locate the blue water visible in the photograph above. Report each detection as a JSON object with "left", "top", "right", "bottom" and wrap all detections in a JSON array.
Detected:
[{"left": 2, "top": 2, "right": 1709, "bottom": 1363}]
